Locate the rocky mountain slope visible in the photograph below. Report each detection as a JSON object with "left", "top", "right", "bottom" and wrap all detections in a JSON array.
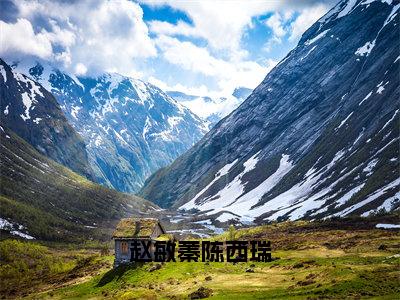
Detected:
[
  {"left": 140, "top": 0, "right": 400, "bottom": 223},
  {"left": 0, "top": 124, "right": 159, "bottom": 242},
  {"left": 167, "top": 87, "right": 252, "bottom": 128},
  {"left": 0, "top": 59, "right": 93, "bottom": 179},
  {"left": 9, "top": 60, "right": 208, "bottom": 193}
]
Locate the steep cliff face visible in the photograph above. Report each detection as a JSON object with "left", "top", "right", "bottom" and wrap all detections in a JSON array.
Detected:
[
  {"left": 0, "top": 59, "right": 93, "bottom": 179},
  {"left": 9, "top": 61, "right": 208, "bottom": 193},
  {"left": 140, "top": 0, "right": 400, "bottom": 222}
]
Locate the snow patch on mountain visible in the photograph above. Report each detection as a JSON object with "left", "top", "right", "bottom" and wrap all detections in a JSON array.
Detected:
[
  {"left": 11, "top": 71, "right": 44, "bottom": 121},
  {"left": 363, "top": 158, "right": 378, "bottom": 176},
  {"left": 336, "top": 112, "right": 353, "bottom": 130},
  {"left": 333, "top": 183, "right": 366, "bottom": 210},
  {"left": 0, "top": 217, "right": 35, "bottom": 239},
  {"left": 182, "top": 159, "right": 238, "bottom": 207},
  {"left": 181, "top": 154, "right": 295, "bottom": 222},
  {"left": 305, "top": 29, "right": 330, "bottom": 45},
  {"left": 340, "top": 178, "right": 400, "bottom": 216},
  {"left": 375, "top": 223, "right": 400, "bottom": 229},
  {"left": 383, "top": 3, "right": 400, "bottom": 27},
  {"left": 216, "top": 212, "right": 239, "bottom": 222},
  {"left": 0, "top": 65, "right": 7, "bottom": 82},
  {"left": 301, "top": 46, "right": 317, "bottom": 61},
  {"left": 180, "top": 153, "right": 262, "bottom": 212},
  {"left": 355, "top": 40, "right": 376, "bottom": 56},
  {"left": 337, "top": 0, "right": 358, "bottom": 19},
  {"left": 376, "top": 81, "right": 389, "bottom": 94},
  {"left": 33, "top": 117, "right": 42, "bottom": 124},
  {"left": 359, "top": 91, "right": 372, "bottom": 105},
  {"left": 380, "top": 110, "right": 399, "bottom": 132}
]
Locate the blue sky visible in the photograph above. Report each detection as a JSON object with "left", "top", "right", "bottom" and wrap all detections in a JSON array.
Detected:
[{"left": 0, "top": 0, "right": 338, "bottom": 97}]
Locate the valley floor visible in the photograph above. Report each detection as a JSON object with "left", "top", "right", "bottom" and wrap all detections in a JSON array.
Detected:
[{"left": 1, "top": 217, "right": 399, "bottom": 299}]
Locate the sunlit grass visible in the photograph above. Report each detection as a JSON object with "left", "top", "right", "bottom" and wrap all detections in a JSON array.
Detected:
[{"left": 2, "top": 219, "right": 399, "bottom": 299}]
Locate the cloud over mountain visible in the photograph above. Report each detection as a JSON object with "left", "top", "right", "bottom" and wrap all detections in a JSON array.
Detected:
[{"left": 0, "top": 0, "right": 336, "bottom": 98}]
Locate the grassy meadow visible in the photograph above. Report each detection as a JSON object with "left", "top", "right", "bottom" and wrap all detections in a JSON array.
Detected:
[{"left": 0, "top": 217, "right": 399, "bottom": 299}]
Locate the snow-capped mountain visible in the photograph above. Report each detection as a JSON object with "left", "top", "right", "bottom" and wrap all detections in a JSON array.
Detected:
[
  {"left": 167, "top": 87, "right": 252, "bottom": 128},
  {"left": 0, "top": 59, "right": 94, "bottom": 179},
  {"left": 140, "top": 0, "right": 400, "bottom": 223},
  {"left": 6, "top": 59, "right": 208, "bottom": 193}
]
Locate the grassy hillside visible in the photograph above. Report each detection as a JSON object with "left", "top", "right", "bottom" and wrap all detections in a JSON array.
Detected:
[
  {"left": 0, "top": 124, "right": 159, "bottom": 242},
  {"left": 1, "top": 217, "right": 399, "bottom": 299}
]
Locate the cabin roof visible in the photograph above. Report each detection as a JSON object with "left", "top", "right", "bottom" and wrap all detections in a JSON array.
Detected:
[
  {"left": 112, "top": 218, "right": 165, "bottom": 239},
  {"left": 155, "top": 233, "right": 174, "bottom": 241}
]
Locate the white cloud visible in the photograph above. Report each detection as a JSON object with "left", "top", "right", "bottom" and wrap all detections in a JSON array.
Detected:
[
  {"left": 1, "top": 0, "right": 157, "bottom": 76},
  {"left": 145, "top": 0, "right": 284, "bottom": 56},
  {"left": 69, "top": 0, "right": 157, "bottom": 75},
  {"left": 145, "top": 1, "right": 332, "bottom": 54},
  {"left": 145, "top": 0, "right": 329, "bottom": 96},
  {"left": 155, "top": 35, "right": 231, "bottom": 77},
  {"left": 289, "top": 4, "right": 329, "bottom": 41},
  {"left": 266, "top": 14, "right": 287, "bottom": 38},
  {"left": 45, "top": 19, "right": 76, "bottom": 48},
  {"left": 263, "top": 4, "right": 329, "bottom": 50},
  {"left": 148, "top": 76, "right": 211, "bottom": 96},
  {"left": 149, "top": 20, "right": 198, "bottom": 37},
  {"left": 0, "top": 18, "right": 53, "bottom": 59},
  {"left": 75, "top": 63, "right": 87, "bottom": 76},
  {"left": 263, "top": 11, "right": 295, "bottom": 52},
  {"left": 154, "top": 35, "right": 277, "bottom": 95}
]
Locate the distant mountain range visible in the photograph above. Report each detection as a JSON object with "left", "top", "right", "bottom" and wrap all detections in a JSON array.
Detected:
[
  {"left": 140, "top": 0, "right": 400, "bottom": 223},
  {"left": 2, "top": 59, "right": 208, "bottom": 193},
  {"left": 167, "top": 87, "right": 252, "bottom": 128}
]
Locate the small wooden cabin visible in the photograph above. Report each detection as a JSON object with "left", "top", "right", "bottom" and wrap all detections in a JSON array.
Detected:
[{"left": 112, "top": 218, "right": 172, "bottom": 267}]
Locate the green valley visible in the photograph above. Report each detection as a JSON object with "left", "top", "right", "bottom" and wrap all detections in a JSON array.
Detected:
[{"left": 1, "top": 216, "right": 399, "bottom": 299}]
